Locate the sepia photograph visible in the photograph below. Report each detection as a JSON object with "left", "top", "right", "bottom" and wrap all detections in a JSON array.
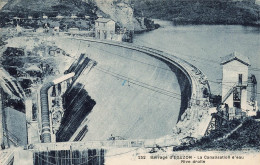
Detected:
[{"left": 0, "top": 0, "right": 259, "bottom": 164}]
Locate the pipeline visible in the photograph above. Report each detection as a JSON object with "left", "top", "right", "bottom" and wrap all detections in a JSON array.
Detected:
[
  {"left": 40, "top": 81, "right": 53, "bottom": 143},
  {"left": 64, "top": 54, "right": 85, "bottom": 74},
  {"left": 40, "top": 73, "right": 75, "bottom": 143},
  {"left": 66, "top": 57, "right": 93, "bottom": 94},
  {"left": 73, "top": 58, "right": 91, "bottom": 79},
  {"left": 70, "top": 54, "right": 88, "bottom": 76}
]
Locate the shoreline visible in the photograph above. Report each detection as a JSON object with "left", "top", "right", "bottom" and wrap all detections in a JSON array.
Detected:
[
  {"left": 134, "top": 19, "right": 260, "bottom": 34},
  {"left": 171, "top": 21, "right": 260, "bottom": 28}
]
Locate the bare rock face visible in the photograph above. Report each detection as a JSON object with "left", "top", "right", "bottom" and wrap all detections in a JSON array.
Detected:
[
  {"left": 91, "top": 0, "right": 146, "bottom": 31},
  {"left": 0, "top": 0, "right": 8, "bottom": 10}
]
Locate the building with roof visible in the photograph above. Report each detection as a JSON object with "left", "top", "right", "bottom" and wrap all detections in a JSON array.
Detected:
[
  {"left": 221, "top": 52, "right": 249, "bottom": 111},
  {"left": 71, "top": 14, "right": 78, "bottom": 19},
  {"left": 95, "top": 18, "right": 115, "bottom": 40},
  {"left": 68, "top": 28, "right": 79, "bottom": 33},
  {"left": 56, "top": 14, "right": 64, "bottom": 19},
  {"left": 220, "top": 52, "right": 257, "bottom": 117},
  {"left": 13, "top": 17, "right": 20, "bottom": 20},
  {"left": 220, "top": 51, "right": 250, "bottom": 66}
]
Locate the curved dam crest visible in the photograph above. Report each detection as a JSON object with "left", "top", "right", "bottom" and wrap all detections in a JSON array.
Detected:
[
  {"left": 53, "top": 36, "right": 210, "bottom": 141},
  {"left": 52, "top": 36, "right": 183, "bottom": 140}
]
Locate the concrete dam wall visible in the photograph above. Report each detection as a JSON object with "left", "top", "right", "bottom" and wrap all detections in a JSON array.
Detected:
[
  {"left": 55, "top": 49, "right": 192, "bottom": 142},
  {"left": 67, "top": 37, "right": 204, "bottom": 118},
  {"left": 51, "top": 36, "right": 211, "bottom": 141},
  {"left": 165, "top": 62, "right": 192, "bottom": 121},
  {"left": 53, "top": 37, "right": 181, "bottom": 140}
]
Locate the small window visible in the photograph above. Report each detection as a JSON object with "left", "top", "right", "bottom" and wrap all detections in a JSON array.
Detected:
[
  {"left": 238, "top": 74, "right": 242, "bottom": 85},
  {"left": 32, "top": 103, "right": 37, "bottom": 121}
]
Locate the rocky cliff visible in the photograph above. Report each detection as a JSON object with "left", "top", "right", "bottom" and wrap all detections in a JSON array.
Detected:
[
  {"left": 89, "top": 0, "right": 146, "bottom": 31},
  {"left": 0, "top": 0, "right": 8, "bottom": 10}
]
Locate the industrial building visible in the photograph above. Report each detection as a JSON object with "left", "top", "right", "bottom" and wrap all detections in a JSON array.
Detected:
[
  {"left": 220, "top": 52, "right": 258, "bottom": 119},
  {"left": 95, "top": 18, "right": 116, "bottom": 40}
]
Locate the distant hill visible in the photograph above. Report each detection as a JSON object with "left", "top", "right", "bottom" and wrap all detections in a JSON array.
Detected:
[
  {"left": 2, "top": 0, "right": 258, "bottom": 29},
  {"left": 133, "top": 0, "right": 260, "bottom": 26},
  {"left": 0, "top": 0, "right": 96, "bottom": 16}
]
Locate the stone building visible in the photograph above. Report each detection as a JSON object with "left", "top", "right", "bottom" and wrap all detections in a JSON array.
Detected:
[
  {"left": 221, "top": 52, "right": 250, "bottom": 111},
  {"left": 95, "top": 18, "right": 115, "bottom": 40},
  {"left": 220, "top": 52, "right": 258, "bottom": 119}
]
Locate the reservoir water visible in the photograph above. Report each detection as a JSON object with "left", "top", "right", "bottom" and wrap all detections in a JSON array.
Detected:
[{"left": 134, "top": 20, "right": 260, "bottom": 106}]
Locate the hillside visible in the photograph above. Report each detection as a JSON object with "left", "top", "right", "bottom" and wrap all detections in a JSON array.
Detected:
[
  {"left": 173, "top": 118, "right": 260, "bottom": 151},
  {"left": 0, "top": 0, "right": 153, "bottom": 31},
  {"left": 1, "top": 0, "right": 96, "bottom": 16},
  {"left": 1, "top": 0, "right": 260, "bottom": 27},
  {"left": 133, "top": 0, "right": 260, "bottom": 26}
]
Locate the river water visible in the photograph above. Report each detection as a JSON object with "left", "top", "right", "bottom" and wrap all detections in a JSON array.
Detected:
[{"left": 134, "top": 20, "right": 260, "bottom": 106}]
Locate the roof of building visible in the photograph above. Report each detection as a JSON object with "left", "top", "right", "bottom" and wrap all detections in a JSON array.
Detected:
[
  {"left": 56, "top": 15, "right": 64, "bottom": 18},
  {"left": 69, "top": 27, "right": 79, "bottom": 30},
  {"left": 95, "top": 18, "right": 115, "bottom": 23},
  {"left": 220, "top": 52, "right": 250, "bottom": 66},
  {"left": 25, "top": 65, "right": 42, "bottom": 72}
]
